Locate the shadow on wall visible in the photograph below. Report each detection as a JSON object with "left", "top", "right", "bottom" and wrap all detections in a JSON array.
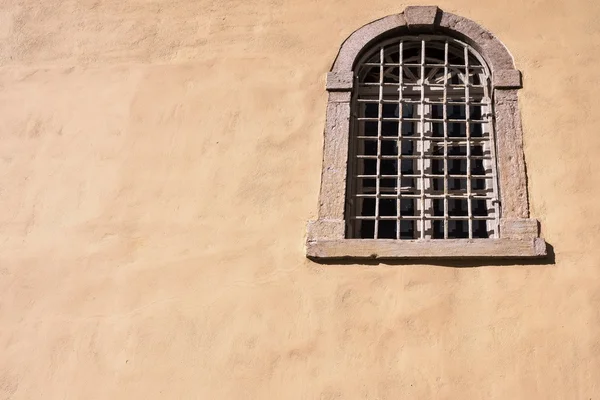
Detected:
[{"left": 310, "top": 243, "right": 556, "bottom": 268}]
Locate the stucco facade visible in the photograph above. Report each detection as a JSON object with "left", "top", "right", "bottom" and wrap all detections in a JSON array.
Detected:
[{"left": 1, "top": 0, "right": 599, "bottom": 398}]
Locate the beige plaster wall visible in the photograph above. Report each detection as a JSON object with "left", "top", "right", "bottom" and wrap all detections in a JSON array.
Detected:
[{"left": 1, "top": 0, "right": 599, "bottom": 398}]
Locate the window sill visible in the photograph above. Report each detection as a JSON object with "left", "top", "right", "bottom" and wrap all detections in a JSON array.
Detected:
[{"left": 306, "top": 238, "right": 547, "bottom": 260}]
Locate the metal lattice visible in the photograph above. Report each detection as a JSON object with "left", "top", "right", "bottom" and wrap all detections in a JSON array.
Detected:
[{"left": 347, "top": 36, "right": 500, "bottom": 240}]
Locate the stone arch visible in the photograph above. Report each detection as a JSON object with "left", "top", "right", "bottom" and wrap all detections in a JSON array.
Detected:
[{"left": 329, "top": 6, "right": 520, "bottom": 89}]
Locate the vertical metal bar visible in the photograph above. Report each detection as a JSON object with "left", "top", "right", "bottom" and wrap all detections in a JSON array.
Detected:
[
  {"left": 375, "top": 45, "right": 384, "bottom": 238},
  {"left": 396, "top": 40, "right": 404, "bottom": 239},
  {"left": 464, "top": 45, "right": 473, "bottom": 238},
  {"left": 419, "top": 39, "right": 426, "bottom": 239},
  {"left": 443, "top": 40, "right": 449, "bottom": 239}
]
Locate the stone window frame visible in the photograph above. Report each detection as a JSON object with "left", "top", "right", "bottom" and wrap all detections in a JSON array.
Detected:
[{"left": 307, "top": 6, "right": 547, "bottom": 260}]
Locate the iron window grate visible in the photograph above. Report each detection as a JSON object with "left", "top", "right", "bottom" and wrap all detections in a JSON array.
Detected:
[{"left": 346, "top": 36, "right": 500, "bottom": 240}]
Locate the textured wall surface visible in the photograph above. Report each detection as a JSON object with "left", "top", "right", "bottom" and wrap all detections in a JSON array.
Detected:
[{"left": 1, "top": 0, "right": 600, "bottom": 398}]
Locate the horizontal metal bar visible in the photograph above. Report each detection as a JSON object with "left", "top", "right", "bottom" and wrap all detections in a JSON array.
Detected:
[
  {"left": 352, "top": 216, "right": 496, "bottom": 220},
  {"left": 356, "top": 173, "right": 492, "bottom": 178},
  {"left": 356, "top": 155, "right": 492, "bottom": 160},
  {"left": 359, "top": 82, "right": 487, "bottom": 88},
  {"left": 355, "top": 136, "right": 491, "bottom": 143},
  {"left": 355, "top": 194, "right": 495, "bottom": 199},
  {"left": 361, "top": 62, "right": 486, "bottom": 69},
  {"left": 355, "top": 99, "right": 490, "bottom": 106},
  {"left": 356, "top": 117, "right": 489, "bottom": 123}
]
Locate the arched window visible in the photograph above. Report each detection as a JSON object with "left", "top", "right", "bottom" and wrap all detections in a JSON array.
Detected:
[
  {"left": 307, "top": 6, "right": 546, "bottom": 260},
  {"left": 348, "top": 36, "right": 498, "bottom": 240}
]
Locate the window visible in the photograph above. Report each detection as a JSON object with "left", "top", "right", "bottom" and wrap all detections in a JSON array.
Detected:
[
  {"left": 307, "top": 6, "right": 546, "bottom": 260},
  {"left": 348, "top": 37, "right": 499, "bottom": 241}
]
